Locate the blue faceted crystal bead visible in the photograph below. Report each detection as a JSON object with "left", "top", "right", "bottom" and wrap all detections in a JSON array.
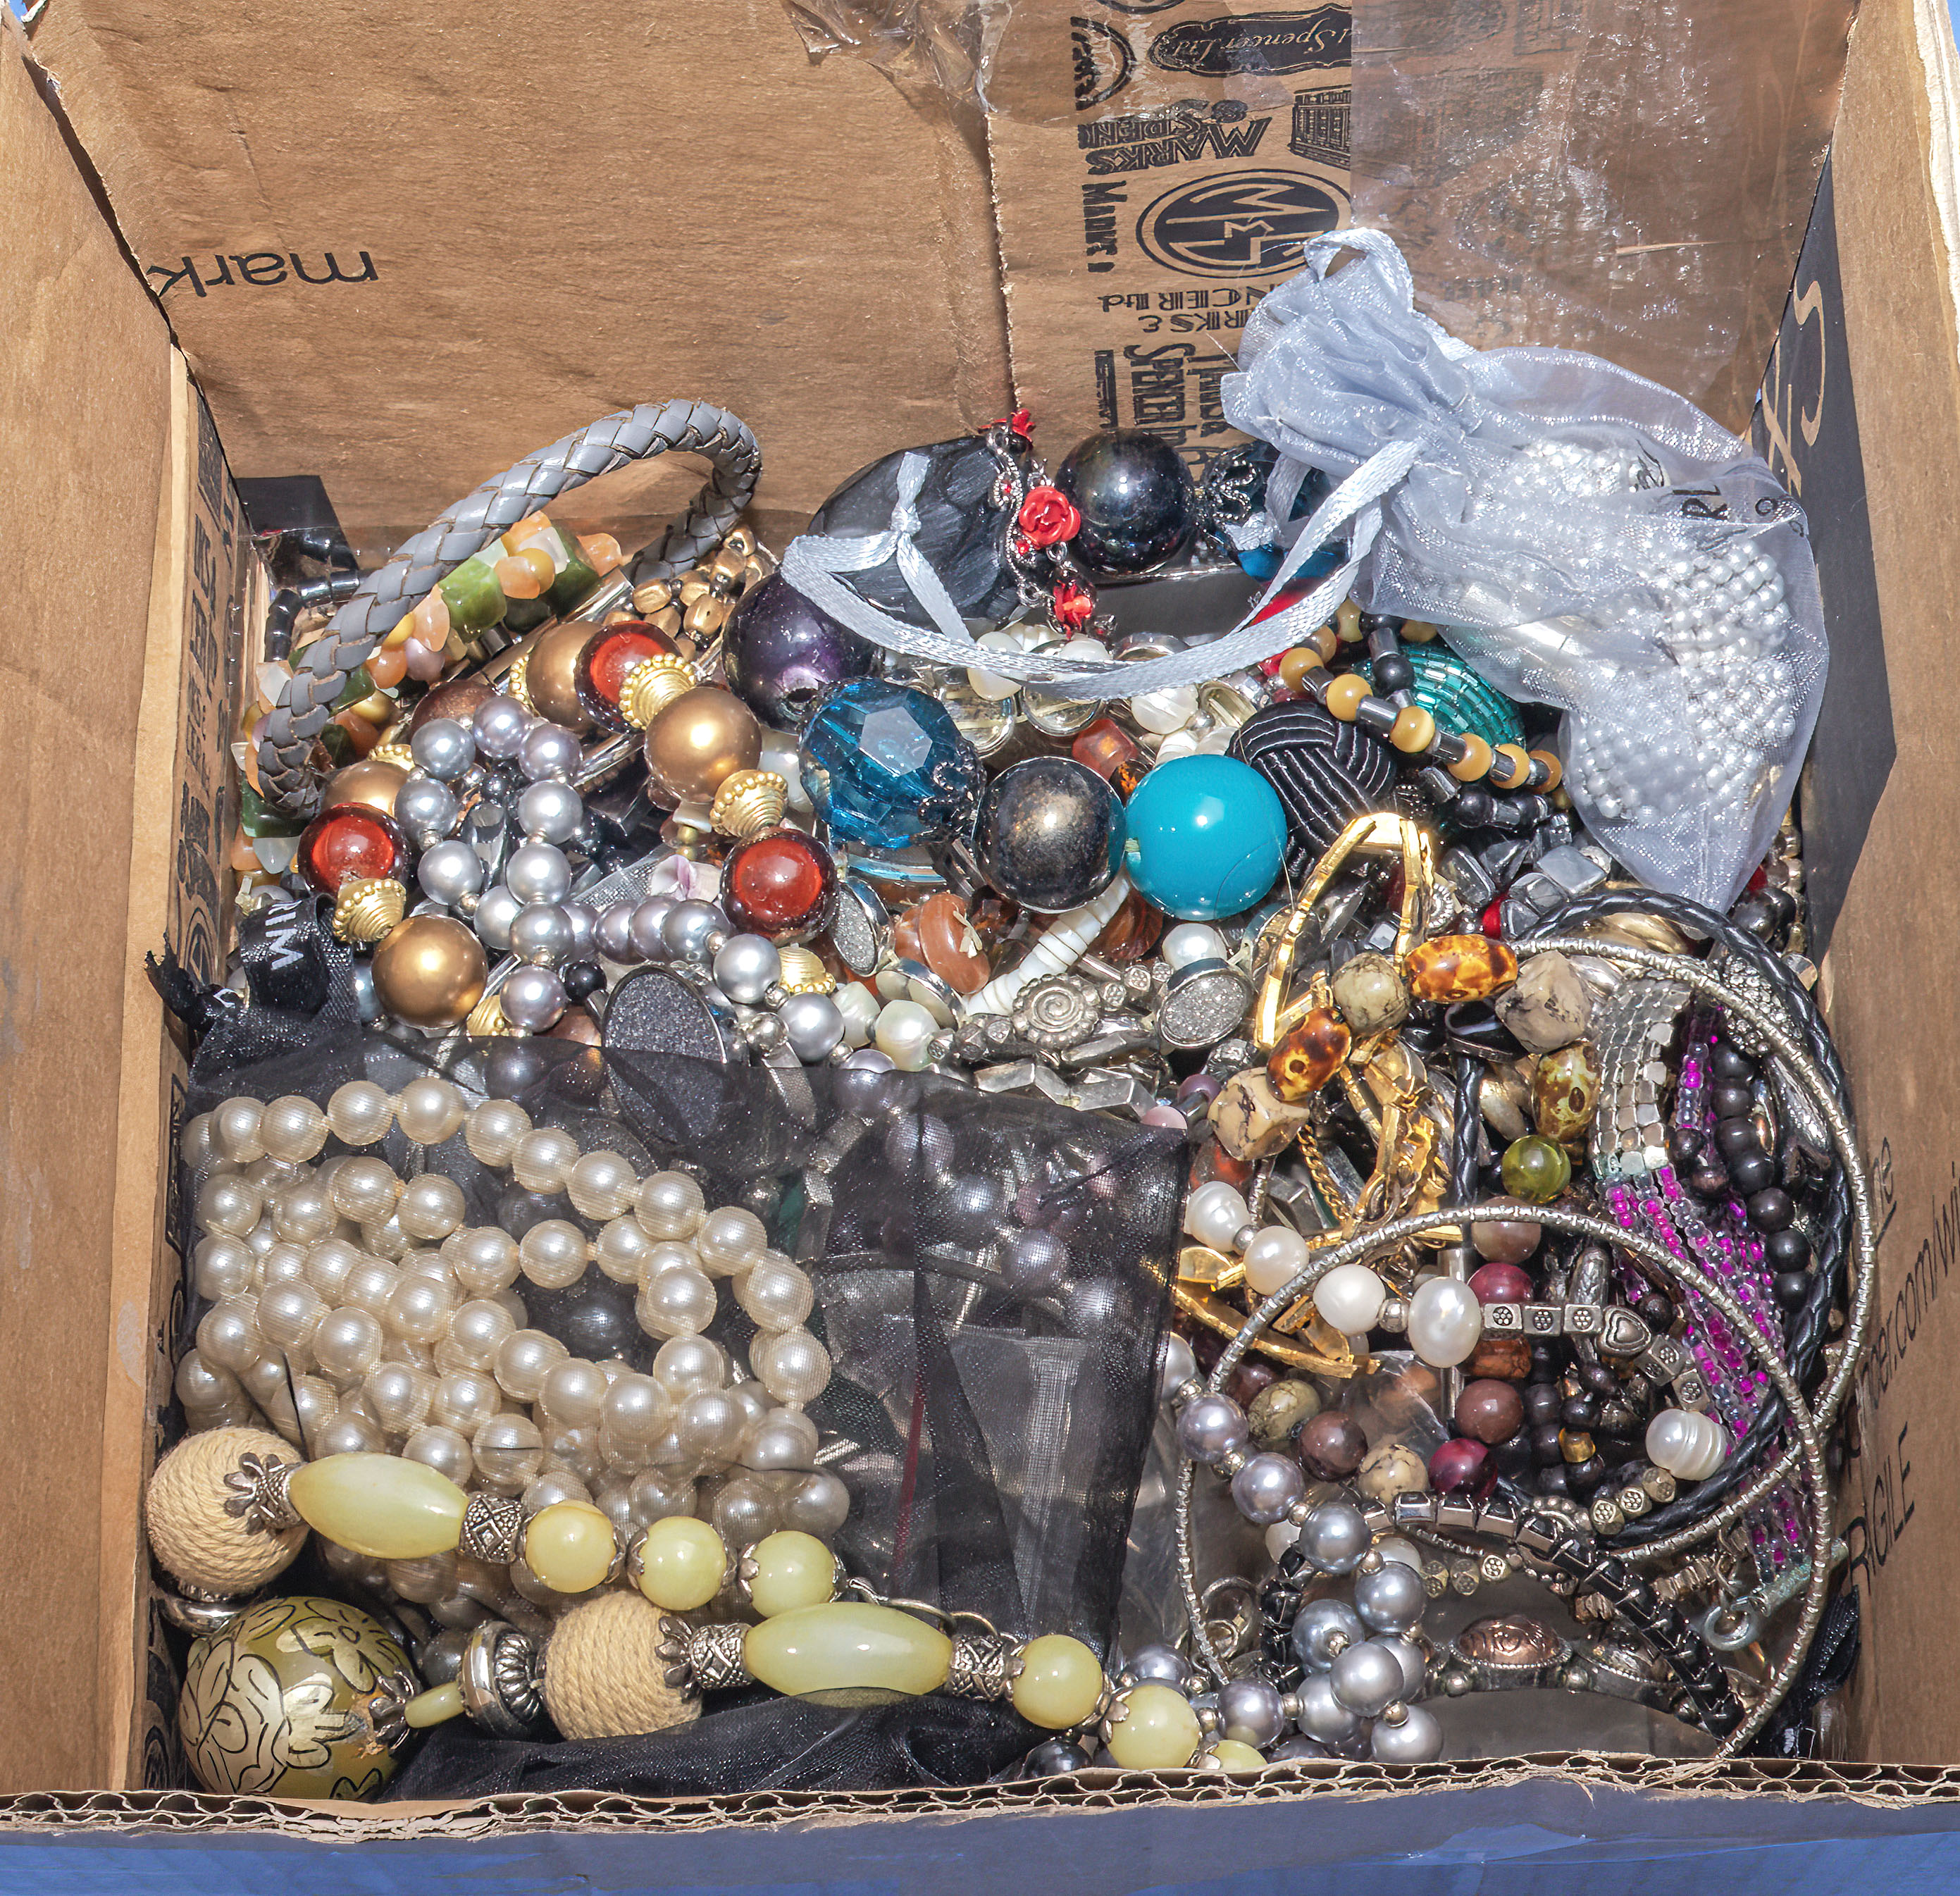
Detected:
[{"left": 800, "top": 679, "right": 987, "bottom": 849}]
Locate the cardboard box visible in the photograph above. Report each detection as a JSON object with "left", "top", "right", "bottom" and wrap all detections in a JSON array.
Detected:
[{"left": 7, "top": 0, "right": 1960, "bottom": 1853}]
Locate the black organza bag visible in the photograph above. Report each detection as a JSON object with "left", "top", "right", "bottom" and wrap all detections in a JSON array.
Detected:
[{"left": 175, "top": 931, "right": 1184, "bottom": 1799}]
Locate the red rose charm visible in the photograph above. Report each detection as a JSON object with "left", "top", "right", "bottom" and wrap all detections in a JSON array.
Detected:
[
  {"left": 1017, "top": 485, "right": 1082, "bottom": 550},
  {"left": 1051, "top": 580, "right": 1096, "bottom": 632}
]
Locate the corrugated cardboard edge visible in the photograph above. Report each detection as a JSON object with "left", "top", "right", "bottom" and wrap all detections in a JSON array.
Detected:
[
  {"left": 94, "top": 346, "right": 194, "bottom": 1793},
  {"left": 8, "top": 1758, "right": 1960, "bottom": 1837}
]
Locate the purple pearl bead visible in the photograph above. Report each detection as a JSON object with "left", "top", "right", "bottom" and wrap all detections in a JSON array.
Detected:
[
  {"left": 1175, "top": 1072, "right": 1222, "bottom": 1107},
  {"left": 722, "top": 574, "right": 876, "bottom": 731}
]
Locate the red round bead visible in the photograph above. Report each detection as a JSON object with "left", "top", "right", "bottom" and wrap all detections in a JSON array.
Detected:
[
  {"left": 720, "top": 831, "right": 837, "bottom": 943},
  {"left": 1427, "top": 1437, "right": 1492, "bottom": 1495},
  {"left": 576, "top": 622, "right": 679, "bottom": 730},
  {"left": 297, "top": 803, "right": 406, "bottom": 893},
  {"left": 1468, "top": 1262, "right": 1534, "bottom": 1306}
]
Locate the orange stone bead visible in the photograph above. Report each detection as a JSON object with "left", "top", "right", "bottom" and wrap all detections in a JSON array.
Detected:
[
  {"left": 367, "top": 643, "right": 408, "bottom": 689},
  {"left": 1490, "top": 743, "right": 1530, "bottom": 789},
  {"left": 578, "top": 533, "right": 625, "bottom": 575},
  {"left": 1529, "top": 748, "right": 1563, "bottom": 792},
  {"left": 1266, "top": 1008, "right": 1353, "bottom": 1101},
  {"left": 1277, "top": 648, "right": 1320, "bottom": 693},
  {"left": 912, "top": 891, "right": 990, "bottom": 995},
  {"left": 1389, "top": 705, "right": 1436, "bottom": 754},
  {"left": 1325, "top": 675, "right": 1367, "bottom": 721},
  {"left": 1404, "top": 934, "right": 1519, "bottom": 1004},
  {"left": 1448, "top": 733, "right": 1494, "bottom": 783}
]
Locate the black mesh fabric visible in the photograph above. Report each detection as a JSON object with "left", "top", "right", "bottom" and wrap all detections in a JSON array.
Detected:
[{"left": 182, "top": 1012, "right": 1184, "bottom": 1797}]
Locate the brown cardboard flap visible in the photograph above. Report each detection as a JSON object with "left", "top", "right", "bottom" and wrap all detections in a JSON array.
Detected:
[
  {"left": 26, "top": 0, "right": 1014, "bottom": 562},
  {"left": 0, "top": 18, "right": 175, "bottom": 1794},
  {"left": 1812, "top": 0, "right": 1960, "bottom": 1766},
  {"left": 1351, "top": 0, "right": 1853, "bottom": 435}
]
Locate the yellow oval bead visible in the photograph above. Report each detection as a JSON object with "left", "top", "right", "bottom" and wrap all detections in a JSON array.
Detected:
[
  {"left": 1205, "top": 1739, "right": 1267, "bottom": 1773},
  {"left": 1105, "top": 1683, "right": 1202, "bottom": 1769},
  {"left": 1390, "top": 705, "right": 1436, "bottom": 755},
  {"left": 1010, "top": 1634, "right": 1105, "bottom": 1729},
  {"left": 524, "top": 1501, "right": 617, "bottom": 1595},
  {"left": 635, "top": 1516, "right": 728, "bottom": 1611},
  {"left": 286, "top": 1451, "right": 467, "bottom": 1559},
  {"left": 747, "top": 1530, "right": 836, "bottom": 1618},
  {"left": 743, "top": 1601, "right": 952, "bottom": 1704},
  {"left": 402, "top": 1682, "right": 465, "bottom": 1729}
]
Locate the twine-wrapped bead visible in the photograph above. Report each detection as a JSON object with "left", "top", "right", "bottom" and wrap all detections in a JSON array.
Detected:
[
  {"left": 146, "top": 1426, "right": 306, "bottom": 1598},
  {"left": 540, "top": 1590, "right": 701, "bottom": 1740}
]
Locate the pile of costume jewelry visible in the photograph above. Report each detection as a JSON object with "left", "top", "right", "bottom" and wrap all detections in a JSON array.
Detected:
[{"left": 144, "top": 238, "right": 1866, "bottom": 1799}]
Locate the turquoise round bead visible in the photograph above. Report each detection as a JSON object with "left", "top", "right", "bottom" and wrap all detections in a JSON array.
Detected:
[{"left": 1122, "top": 756, "right": 1287, "bottom": 920}]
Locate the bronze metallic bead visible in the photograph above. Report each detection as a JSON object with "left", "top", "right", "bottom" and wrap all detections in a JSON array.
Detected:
[
  {"left": 641, "top": 686, "right": 762, "bottom": 808},
  {"left": 371, "top": 915, "right": 488, "bottom": 1029},
  {"left": 523, "top": 621, "right": 598, "bottom": 731},
  {"left": 321, "top": 757, "right": 409, "bottom": 818}
]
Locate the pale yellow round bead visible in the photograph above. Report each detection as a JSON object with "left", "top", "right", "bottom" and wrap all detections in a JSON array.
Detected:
[
  {"left": 1105, "top": 1683, "right": 1202, "bottom": 1770},
  {"left": 211, "top": 1096, "right": 266, "bottom": 1165},
  {"left": 594, "top": 1217, "right": 655, "bottom": 1284},
  {"left": 327, "top": 1082, "right": 395, "bottom": 1146},
  {"left": 145, "top": 1425, "right": 306, "bottom": 1597},
  {"left": 511, "top": 1127, "right": 580, "bottom": 1194},
  {"left": 635, "top": 1515, "right": 728, "bottom": 1611},
  {"left": 1203, "top": 1740, "right": 1267, "bottom": 1773},
  {"left": 746, "top": 1530, "right": 836, "bottom": 1618},
  {"left": 396, "top": 1076, "right": 468, "bottom": 1146},
  {"left": 464, "top": 1100, "right": 531, "bottom": 1167},
  {"left": 398, "top": 1175, "right": 466, "bottom": 1241},
  {"left": 566, "top": 1150, "right": 637, "bottom": 1222},
  {"left": 1010, "top": 1634, "right": 1105, "bottom": 1730},
  {"left": 543, "top": 1591, "right": 701, "bottom": 1742},
  {"left": 523, "top": 1500, "right": 617, "bottom": 1595},
  {"left": 329, "top": 1156, "right": 401, "bottom": 1225},
  {"left": 259, "top": 1095, "right": 330, "bottom": 1163}
]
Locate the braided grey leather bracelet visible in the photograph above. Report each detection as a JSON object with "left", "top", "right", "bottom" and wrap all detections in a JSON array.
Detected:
[{"left": 257, "top": 399, "right": 761, "bottom": 820}]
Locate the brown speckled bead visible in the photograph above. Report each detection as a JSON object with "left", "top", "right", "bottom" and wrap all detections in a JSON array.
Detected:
[
  {"left": 1266, "top": 1007, "right": 1352, "bottom": 1101},
  {"left": 1454, "top": 1379, "right": 1525, "bottom": 1445},
  {"left": 1403, "top": 934, "right": 1519, "bottom": 1004},
  {"left": 1297, "top": 1411, "right": 1370, "bottom": 1480},
  {"left": 1532, "top": 1041, "right": 1600, "bottom": 1143},
  {"left": 1466, "top": 1336, "right": 1532, "bottom": 1381}
]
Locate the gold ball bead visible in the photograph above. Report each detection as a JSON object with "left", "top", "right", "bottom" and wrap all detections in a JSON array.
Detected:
[
  {"left": 371, "top": 915, "right": 489, "bottom": 1029},
  {"left": 641, "top": 686, "right": 762, "bottom": 807},
  {"left": 322, "top": 758, "right": 409, "bottom": 819},
  {"left": 523, "top": 621, "right": 597, "bottom": 731}
]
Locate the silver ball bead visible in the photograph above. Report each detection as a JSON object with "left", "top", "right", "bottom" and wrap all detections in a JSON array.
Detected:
[
  {"left": 504, "top": 841, "right": 573, "bottom": 907},
  {"left": 509, "top": 902, "right": 576, "bottom": 967},
  {"left": 560, "top": 900, "right": 600, "bottom": 959},
  {"left": 745, "top": 1012, "right": 788, "bottom": 1053},
  {"left": 1300, "top": 1499, "right": 1370, "bottom": 1575},
  {"left": 411, "top": 718, "right": 476, "bottom": 782},
  {"left": 628, "top": 896, "right": 676, "bottom": 961},
  {"left": 473, "top": 884, "right": 523, "bottom": 952},
  {"left": 595, "top": 903, "right": 641, "bottom": 965},
  {"left": 1293, "top": 1673, "right": 1364, "bottom": 1745},
  {"left": 1353, "top": 1560, "right": 1427, "bottom": 1636},
  {"left": 780, "top": 993, "right": 845, "bottom": 1063},
  {"left": 1377, "top": 1635, "right": 1427, "bottom": 1699},
  {"left": 1290, "top": 1597, "right": 1363, "bottom": 1674},
  {"left": 395, "top": 774, "right": 459, "bottom": 845},
  {"left": 1330, "top": 1639, "right": 1406, "bottom": 1718},
  {"left": 519, "top": 724, "right": 582, "bottom": 783},
  {"left": 1003, "top": 1227, "right": 1068, "bottom": 1295},
  {"left": 417, "top": 839, "right": 485, "bottom": 907},
  {"left": 1123, "top": 1643, "right": 1191, "bottom": 1689},
  {"left": 714, "top": 934, "right": 783, "bottom": 1006},
  {"left": 472, "top": 695, "right": 533, "bottom": 760},
  {"left": 517, "top": 779, "right": 584, "bottom": 843},
  {"left": 664, "top": 900, "right": 731, "bottom": 964},
  {"left": 1156, "top": 1332, "right": 1198, "bottom": 1403},
  {"left": 1231, "top": 1451, "right": 1306, "bottom": 1526},
  {"left": 502, "top": 965, "right": 567, "bottom": 1032},
  {"left": 1176, "top": 1394, "right": 1249, "bottom": 1466},
  {"left": 1217, "top": 1678, "right": 1286, "bottom": 1749},
  {"left": 1369, "top": 1703, "right": 1442, "bottom": 1763}
]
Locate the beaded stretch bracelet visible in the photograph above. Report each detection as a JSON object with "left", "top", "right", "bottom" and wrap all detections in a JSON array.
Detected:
[{"left": 1271, "top": 604, "right": 1561, "bottom": 795}]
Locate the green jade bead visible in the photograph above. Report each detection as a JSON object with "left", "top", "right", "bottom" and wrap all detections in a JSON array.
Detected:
[
  {"left": 743, "top": 1601, "right": 953, "bottom": 1705},
  {"left": 437, "top": 552, "right": 509, "bottom": 633},
  {"left": 1500, "top": 1134, "right": 1571, "bottom": 1204},
  {"left": 287, "top": 1452, "right": 468, "bottom": 1560}
]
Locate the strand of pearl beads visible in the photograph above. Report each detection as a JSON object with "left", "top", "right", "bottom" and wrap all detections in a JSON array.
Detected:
[{"left": 178, "top": 1080, "right": 848, "bottom": 1628}]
